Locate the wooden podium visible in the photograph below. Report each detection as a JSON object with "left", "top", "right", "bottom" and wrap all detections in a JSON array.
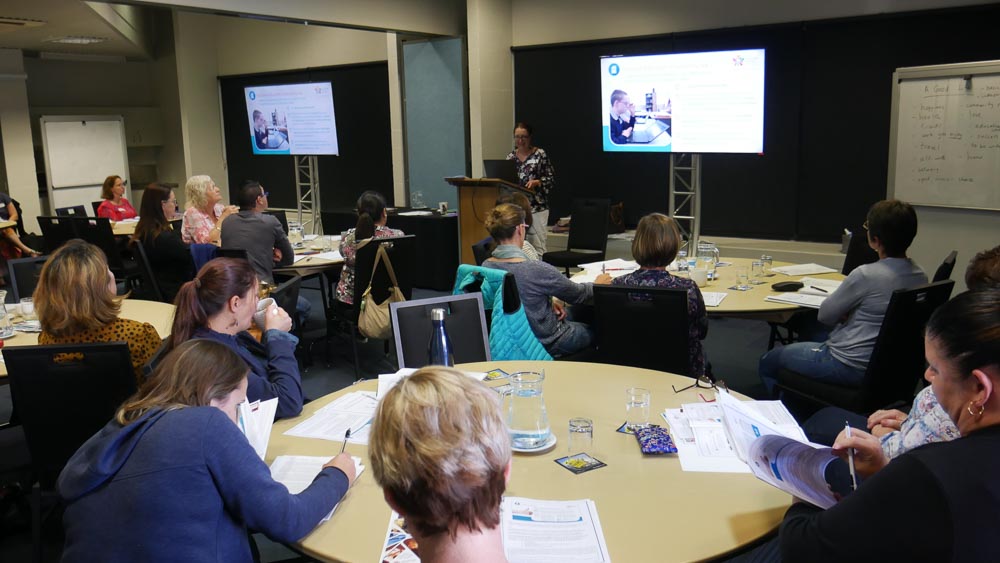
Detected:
[{"left": 445, "top": 177, "right": 532, "bottom": 265}]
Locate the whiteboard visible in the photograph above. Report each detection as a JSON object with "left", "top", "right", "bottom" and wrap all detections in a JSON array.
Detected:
[
  {"left": 888, "top": 61, "right": 1000, "bottom": 211},
  {"left": 40, "top": 116, "right": 131, "bottom": 212}
]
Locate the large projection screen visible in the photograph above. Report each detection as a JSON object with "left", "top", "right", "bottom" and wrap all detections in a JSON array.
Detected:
[{"left": 244, "top": 82, "right": 339, "bottom": 155}]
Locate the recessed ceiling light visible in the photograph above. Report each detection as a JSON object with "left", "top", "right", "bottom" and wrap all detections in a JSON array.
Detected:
[{"left": 45, "top": 36, "right": 107, "bottom": 45}]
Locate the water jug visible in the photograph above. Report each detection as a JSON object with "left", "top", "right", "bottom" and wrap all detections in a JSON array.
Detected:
[
  {"left": 0, "top": 291, "right": 13, "bottom": 338},
  {"left": 697, "top": 241, "right": 720, "bottom": 279},
  {"left": 504, "top": 371, "right": 550, "bottom": 449}
]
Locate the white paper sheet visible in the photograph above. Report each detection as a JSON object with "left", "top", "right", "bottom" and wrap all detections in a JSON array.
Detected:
[
  {"left": 293, "top": 250, "right": 343, "bottom": 263},
  {"left": 662, "top": 403, "right": 751, "bottom": 473},
  {"left": 376, "top": 368, "right": 489, "bottom": 399},
  {"left": 797, "top": 277, "right": 843, "bottom": 297},
  {"left": 771, "top": 263, "right": 838, "bottom": 276},
  {"left": 270, "top": 455, "right": 365, "bottom": 521},
  {"left": 701, "top": 292, "right": 728, "bottom": 307},
  {"left": 764, "top": 293, "right": 827, "bottom": 309},
  {"left": 577, "top": 258, "right": 639, "bottom": 272},
  {"left": 398, "top": 210, "right": 433, "bottom": 216},
  {"left": 501, "top": 497, "right": 611, "bottom": 563},
  {"left": 284, "top": 392, "right": 377, "bottom": 444},
  {"left": 237, "top": 397, "right": 278, "bottom": 460}
]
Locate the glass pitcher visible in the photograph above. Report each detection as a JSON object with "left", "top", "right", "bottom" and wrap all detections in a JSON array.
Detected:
[
  {"left": 697, "top": 241, "right": 720, "bottom": 279},
  {"left": 0, "top": 291, "right": 13, "bottom": 338},
  {"left": 504, "top": 371, "right": 550, "bottom": 449}
]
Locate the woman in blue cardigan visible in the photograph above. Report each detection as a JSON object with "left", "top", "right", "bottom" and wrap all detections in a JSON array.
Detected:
[
  {"left": 58, "top": 339, "right": 357, "bottom": 562},
  {"left": 166, "top": 257, "right": 303, "bottom": 419}
]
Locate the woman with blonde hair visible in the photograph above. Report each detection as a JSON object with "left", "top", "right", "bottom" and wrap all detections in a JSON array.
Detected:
[
  {"left": 58, "top": 339, "right": 357, "bottom": 562},
  {"left": 36, "top": 239, "right": 161, "bottom": 381},
  {"left": 613, "top": 213, "right": 708, "bottom": 376},
  {"left": 370, "top": 367, "right": 509, "bottom": 563},
  {"left": 180, "top": 175, "right": 238, "bottom": 244},
  {"left": 96, "top": 175, "right": 137, "bottom": 221},
  {"left": 482, "top": 203, "right": 609, "bottom": 357}
]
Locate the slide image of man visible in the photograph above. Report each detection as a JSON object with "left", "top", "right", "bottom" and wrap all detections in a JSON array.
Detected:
[
  {"left": 609, "top": 89, "right": 637, "bottom": 145},
  {"left": 252, "top": 109, "right": 289, "bottom": 150}
]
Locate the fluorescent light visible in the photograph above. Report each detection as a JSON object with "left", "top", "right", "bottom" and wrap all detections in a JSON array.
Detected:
[{"left": 45, "top": 36, "right": 108, "bottom": 45}]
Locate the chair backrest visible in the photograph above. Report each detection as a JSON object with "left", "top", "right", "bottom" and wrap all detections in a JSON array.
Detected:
[
  {"left": 391, "top": 293, "right": 490, "bottom": 369},
  {"left": 7, "top": 342, "right": 136, "bottom": 487},
  {"left": 857, "top": 280, "right": 955, "bottom": 412},
  {"left": 321, "top": 211, "right": 358, "bottom": 236},
  {"left": 37, "top": 216, "right": 79, "bottom": 254},
  {"left": 593, "top": 285, "right": 690, "bottom": 375},
  {"left": 932, "top": 250, "right": 958, "bottom": 283},
  {"left": 131, "top": 241, "right": 165, "bottom": 302},
  {"left": 69, "top": 217, "right": 124, "bottom": 269},
  {"left": 56, "top": 204, "right": 89, "bottom": 217},
  {"left": 272, "top": 274, "right": 302, "bottom": 326},
  {"left": 263, "top": 210, "right": 289, "bottom": 234},
  {"left": 190, "top": 243, "right": 219, "bottom": 273},
  {"left": 7, "top": 255, "right": 49, "bottom": 302},
  {"left": 91, "top": 201, "right": 103, "bottom": 216},
  {"left": 471, "top": 236, "right": 494, "bottom": 266},
  {"left": 217, "top": 247, "right": 250, "bottom": 262},
  {"left": 351, "top": 236, "right": 417, "bottom": 320},
  {"left": 841, "top": 226, "right": 878, "bottom": 276},
  {"left": 566, "top": 198, "right": 611, "bottom": 254}
]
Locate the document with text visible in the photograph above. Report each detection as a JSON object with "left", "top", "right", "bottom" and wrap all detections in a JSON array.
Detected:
[{"left": 501, "top": 497, "right": 611, "bottom": 563}]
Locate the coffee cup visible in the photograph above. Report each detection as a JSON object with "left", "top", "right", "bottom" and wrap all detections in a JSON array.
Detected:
[
  {"left": 253, "top": 297, "right": 276, "bottom": 329},
  {"left": 690, "top": 268, "right": 709, "bottom": 288}
]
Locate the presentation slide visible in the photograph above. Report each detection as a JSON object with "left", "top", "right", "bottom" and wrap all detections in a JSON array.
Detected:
[
  {"left": 244, "top": 82, "right": 339, "bottom": 155},
  {"left": 600, "top": 49, "right": 765, "bottom": 153}
]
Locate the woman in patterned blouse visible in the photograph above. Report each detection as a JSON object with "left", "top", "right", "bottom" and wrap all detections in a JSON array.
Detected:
[
  {"left": 335, "top": 191, "right": 403, "bottom": 305},
  {"left": 180, "top": 175, "right": 239, "bottom": 245},
  {"left": 612, "top": 213, "right": 708, "bottom": 377},
  {"left": 506, "top": 122, "right": 555, "bottom": 255},
  {"left": 35, "top": 239, "right": 161, "bottom": 382}
]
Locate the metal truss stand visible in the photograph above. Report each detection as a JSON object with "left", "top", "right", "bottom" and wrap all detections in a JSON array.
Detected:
[
  {"left": 293, "top": 155, "right": 322, "bottom": 234},
  {"left": 668, "top": 153, "right": 701, "bottom": 254}
]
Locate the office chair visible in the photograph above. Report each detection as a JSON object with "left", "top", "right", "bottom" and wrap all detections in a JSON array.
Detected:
[
  {"left": 37, "top": 216, "right": 78, "bottom": 254},
  {"left": 131, "top": 241, "right": 166, "bottom": 302},
  {"left": 7, "top": 255, "right": 48, "bottom": 302},
  {"left": 471, "top": 237, "right": 494, "bottom": 266},
  {"left": 542, "top": 198, "right": 610, "bottom": 275},
  {"left": 55, "top": 205, "right": 88, "bottom": 217},
  {"left": 932, "top": 250, "right": 958, "bottom": 283},
  {"left": 390, "top": 293, "right": 490, "bottom": 369},
  {"left": 263, "top": 210, "right": 289, "bottom": 234},
  {"left": 593, "top": 285, "right": 691, "bottom": 376}
]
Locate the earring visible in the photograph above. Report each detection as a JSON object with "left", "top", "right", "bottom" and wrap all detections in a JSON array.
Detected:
[{"left": 967, "top": 401, "right": 985, "bottom": 417}]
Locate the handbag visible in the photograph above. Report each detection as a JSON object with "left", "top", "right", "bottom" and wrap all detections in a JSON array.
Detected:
[{"left": 357, "top": 243, "right": 405, "bottom": 339}]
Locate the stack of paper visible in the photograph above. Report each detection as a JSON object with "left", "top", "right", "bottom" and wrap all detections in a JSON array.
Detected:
[
  {"left": 798, "top": 277, "right": 843, "bottom": 296},
  {"left": 270, "top": 455, "right": 365, "bottom": 522},
  {"left": 283, "top": 392, "right": 377, "bottom": 445},
  {"left": 764, "top": 293, "right": 827, "bottom": 309},
  {"left": 701, "top": 292, "right": 728, "bottom": 307},
  {"left": 238, "top": 398, "right": 278, "bottom": 460}
]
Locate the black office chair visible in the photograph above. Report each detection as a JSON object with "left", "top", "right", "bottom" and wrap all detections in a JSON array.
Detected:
[
  {"left": 70, "top": 217, "right": 142, "bottom": 285},
  {"left": 131, "top": 241, "right": 166, "bottom": 302},
  {"left": 542, "top": 198, "right": 610, "bottom": 275},
  {"left": 55, "top": 205, "right": 88, "bottom": 217},
  {"left": 7, "top": 342, "right": 136, "bottom": 562},
  {"left": 7, "top": 255, "right": 48, "bottom": 302},
  {"left": 272, "top": 274, "right": 302, "bottom": 331},
  {"left": 775, "top": 280, "right": 955, "bottom": 414},
  {"left": 329, "top": 235, "right": 416, "bottom": 379},
  {"left": 841, "top": 226, "right": 879, "bottom": 276},
  {"left": 593, "top": 285, "right": 691, "bottom": 376},
  {"left": 37, "top": 216, "right": 79, "bottom": 254},
  {"left": 390, "top": 293, "right": 490, "bottom": 369},
  {"left": 263, "top": 210, "right": 289, "bottom": 234},
  {"left": 91, "top": 201, "right": 103, "bottom": 216},
  {"left": 217, "top": 248, "right": 250, "bottom": 262},
  {"left": 932, "top": 250, "right": 958, "bottom": 283},
  {"left": 471, "top": 237, "right": 494, "bottom": 266}
]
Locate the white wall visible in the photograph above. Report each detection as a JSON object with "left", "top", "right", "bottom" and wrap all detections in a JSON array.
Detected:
[
  {"left": 467, "top": 0, "right": 513, "bottom": 177},
  {"left": 511, "top": 0, "right": 988, "bottom": 46},
  {"left": 0, "top": 49, "right": 42, "bottom": 231},
  {"left": 910, "top": 207, "right": 997, "bottom": 293}
]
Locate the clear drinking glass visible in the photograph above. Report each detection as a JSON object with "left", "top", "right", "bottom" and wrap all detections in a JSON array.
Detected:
[
  {"left": 750, "top": 260, "right": 766, "bottom": 284},
  {"left": 761, "top": 254, "right": 774, "bottom": 276},
  {"left": 19, "top": 298, "right": 34, "bottom": 320},
  {"left": 568, "top": 417, "right": 594, "bottom": 453},
  {"left": 626, "top": 387, "right": 651, "bottom": 431},
  {"left": 737, "top": 267, "right": 750, "bottom": 290}
]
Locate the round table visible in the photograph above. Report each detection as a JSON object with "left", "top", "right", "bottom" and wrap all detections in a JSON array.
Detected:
[
  {"left": 268, "top": 361, "right": 791, "bottom": 562},
  {"left": 0, "top": 299, "right": 175, "bottom": 378}
]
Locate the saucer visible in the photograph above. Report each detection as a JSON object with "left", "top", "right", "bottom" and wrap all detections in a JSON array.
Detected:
[{"left": 511, "top": 434, "right": 557, "bottom": 454}]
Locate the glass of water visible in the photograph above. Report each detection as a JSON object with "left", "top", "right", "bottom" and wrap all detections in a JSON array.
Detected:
[
  {"left": 750, "top": 260, "right": 766, "bottom": 284},
  {"left": 761, "top": 254, "right": 774, "bottom": 276},
  {"left": 736, "top": 267, "right": 750, "bottom": 290},
  {"left": 568, "top": 417, "right": 593, "bottom": 453},
  {"left": 625, "top": 387, "right": 651, "bottom": 431}
]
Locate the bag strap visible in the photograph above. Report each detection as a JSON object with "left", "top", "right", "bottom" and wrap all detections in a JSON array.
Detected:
[{"left": 372, "top": 244, "right": 401, "bottom": 289}]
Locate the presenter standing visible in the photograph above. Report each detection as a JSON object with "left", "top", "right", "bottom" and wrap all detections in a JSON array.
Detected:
[{"left": 506, "top": 122, "right": 555, "bottom": 255}]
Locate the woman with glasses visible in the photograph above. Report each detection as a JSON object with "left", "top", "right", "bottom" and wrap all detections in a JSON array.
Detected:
[
  {"left": 181, "top": 175, "right": 239, "bottom": 245},
  {"left": 506, "top": 122, "right": 555, "bottom": 255},
  {"left": 132, "top": 183, "right": 194, "bottom": 303},
  {"left": 482, "top": 203, "right": 611, "bottom": 357}
]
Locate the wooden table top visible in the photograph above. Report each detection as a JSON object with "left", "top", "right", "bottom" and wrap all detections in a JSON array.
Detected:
[
  {"left": 268, "top": 361, "right": 790, "bottom": 562},
  {"left": 0, "top": 299, "right": 174, "bottom": 378}
]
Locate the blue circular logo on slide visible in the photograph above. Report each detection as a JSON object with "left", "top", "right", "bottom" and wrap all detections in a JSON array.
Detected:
[
  {"left": 608, "top": 64, "right": 620, "bottom": 76},
  {"left": 249, "top": 91, "right": 256, "bottom": 100}
]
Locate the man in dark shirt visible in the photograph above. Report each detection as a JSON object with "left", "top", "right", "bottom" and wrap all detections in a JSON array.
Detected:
[{"left": 609, "top": 89, "right": 636, "bottom": 145}]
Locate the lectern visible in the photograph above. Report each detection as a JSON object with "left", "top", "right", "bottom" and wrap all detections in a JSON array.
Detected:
[{"left": 445, "top": 177, "right": 533, "bottom": 265}]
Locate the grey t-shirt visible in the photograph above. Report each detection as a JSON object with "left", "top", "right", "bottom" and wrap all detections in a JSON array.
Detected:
[
  {"left": 220, "top": 210, "right": 292, "bottom": 284},
  {"left": 482, "top": 259, "right": 593, "bottom": 347},
  {"left": 821, "top": 257, "right": 927, "bottom": 370}
]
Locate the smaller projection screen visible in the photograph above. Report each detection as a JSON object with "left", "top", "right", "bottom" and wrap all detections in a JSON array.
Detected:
[
  {"left": 244, "top": 82, "right": 339, "bottom": 155},
  {"left": 600, "top": 49, "right": 765, "bottom": 153}
]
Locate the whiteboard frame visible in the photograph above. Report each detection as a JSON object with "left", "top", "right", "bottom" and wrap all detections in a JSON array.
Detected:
[
  {"left": 888, "top": 59, "right": 1000, "bottom": 212},
  {"left": 39, "top": 115, "right": 131, "bottom": 213}
]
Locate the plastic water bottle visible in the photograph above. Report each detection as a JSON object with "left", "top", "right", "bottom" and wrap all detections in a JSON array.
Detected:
[
  {"left": 428, "top": 308, "right": 454, "bottom": 366},
  {"left": 676, "top": 250, "right": 688, "bottom": 272}
]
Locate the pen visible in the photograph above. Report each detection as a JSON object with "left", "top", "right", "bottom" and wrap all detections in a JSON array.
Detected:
[
  {"left": 809, "top": 285, "right": 829, "bottom": 293},
  {"left": 601, "top": 264, "right": 606, "bottom": 274},
  {"left": 339, "top": 429, "right": 351, "bottom": 454},
  {"left": 602, "top": 268, "right": 634, "bottom": 272},
  {"left": 845, "top": 422, "right": 858, "bottom": 491}
]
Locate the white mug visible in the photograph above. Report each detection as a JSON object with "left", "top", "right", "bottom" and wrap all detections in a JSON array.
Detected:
[
  {"left": 253, "top": 297, "right": 276, "bottom": 329},
  {"left": 690, "top": 268, "right": 709, "bottom": 288}
]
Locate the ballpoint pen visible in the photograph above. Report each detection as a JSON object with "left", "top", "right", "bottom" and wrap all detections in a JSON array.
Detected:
[
  {"left": 809, "top": 286, "right": 828, "bottom": 293},
  {"left": 339, "top": 429, "right": 351, "bottom": 454},
  {"left": 845, "top": 422, "right": 858, "bottom": 491}
]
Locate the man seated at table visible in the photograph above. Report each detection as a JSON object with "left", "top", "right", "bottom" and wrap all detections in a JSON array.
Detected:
[
  {"left": 481, "top": 203, "right": 611, "bottom": 357},
  {"left": 758, "top": 199, "right": 927, "bottom": 396},
  {"left": 222, "top": 180, "right": 309, "bottom": 326},
  {"left": 369, "top": 367, "right": 510, "bottom": 563}
]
